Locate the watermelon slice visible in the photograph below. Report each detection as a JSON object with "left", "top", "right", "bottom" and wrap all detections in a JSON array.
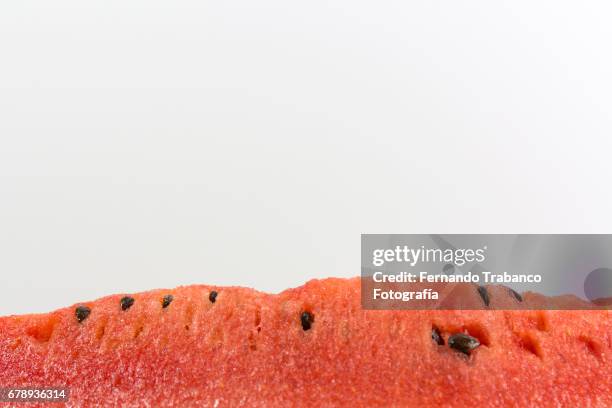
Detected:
[{"left": 0, "top": 278, "right": 610, "bottom": 407}]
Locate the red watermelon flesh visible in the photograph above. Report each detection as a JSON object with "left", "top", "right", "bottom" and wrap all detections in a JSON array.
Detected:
[{"left": 0, "top": 278, "right": 610, "bottom": 407}]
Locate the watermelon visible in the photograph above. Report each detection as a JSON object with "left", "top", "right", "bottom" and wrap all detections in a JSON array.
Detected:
[{"left": 0, "top": 278, "right": 610, "bottom": 407}]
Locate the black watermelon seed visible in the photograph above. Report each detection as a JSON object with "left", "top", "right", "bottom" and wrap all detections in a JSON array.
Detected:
[
  {"left": 120, "top": 296, "right": 135, "bottom": 311},
  {"left": 301, "top": 311, "right": 314, "bottom": 331},
  {"left": 75, "top": 306, "right": 91, "bottom": 323},
  {"left": 432, "top": 327, "right": 444, "bottom": 345},
  {"left": 448, "top": 333, "right": 480, "bottom": 355},
  {"left": 162, "top": 295, "right": 173, "bottom": 308},
  {"left": 209, "top": 291, "right": 218, "bottom": 303},
  {"left": 477, "top": 285, "right": 490, "bottom": 307},
  {"left": 509, "top": 288, "right": 523, "bottom": 302}
]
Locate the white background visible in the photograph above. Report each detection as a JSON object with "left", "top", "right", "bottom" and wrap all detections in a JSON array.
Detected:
[{"left": 1, "top": 1, "right": 611, "bottom": 315}]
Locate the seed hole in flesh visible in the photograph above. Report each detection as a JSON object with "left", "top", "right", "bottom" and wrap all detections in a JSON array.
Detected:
[
  {"left": 162, "top": 295, "right": 173, "bottom": 309},
  {"left": 95, "top": 319, "right": 107, "bottom": 341},
  {"left": 254, "top": 308, "right": 261, "bottom": 328},
  {"left": 248, "top": 332, "right": 257, "bottom": 351},
  {"left": 301, "top": 311, "right": 314, "bottom": 331},
  {"left": 519, "top": 332, "right": 543, "bottom": 358},
  {"left": 184, "top": 303, "right": 195, "bottom": 331},
  {"left": 578, "top": 335, "right": 603, "bottom": 359},
  {"left": 432, "top": 327, "right": 444, "bottom": 345},
  {"left": 477, "top": 286, "right": 490, "bottom": 307},
  {"left": 209, "top": 326, "right": 224, "bottom": 345},
  {"left": 120, "top": 296, "right": 135, "bottom": 311},
  {"left": 209, "top": 291, "right": 218, "bottom": 303},
  {"left": 448, "top": 333, "right": 480, "bottom": 355},
  {"left": 133, "top": 324, "right": 144, "bottom": 339},
  {"left": 75, "top": 306, "right": 91, "bottom": 323},
  {"left": 536, "top": 312, "right": 550, "bottom": 332},
  {"left": 26, "top": 316, "right": 59, "bottom": 343}
]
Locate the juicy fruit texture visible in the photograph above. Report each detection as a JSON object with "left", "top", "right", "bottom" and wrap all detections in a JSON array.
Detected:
[{"left": 0, "top": 278, "right": 610, "bottom": 407}]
